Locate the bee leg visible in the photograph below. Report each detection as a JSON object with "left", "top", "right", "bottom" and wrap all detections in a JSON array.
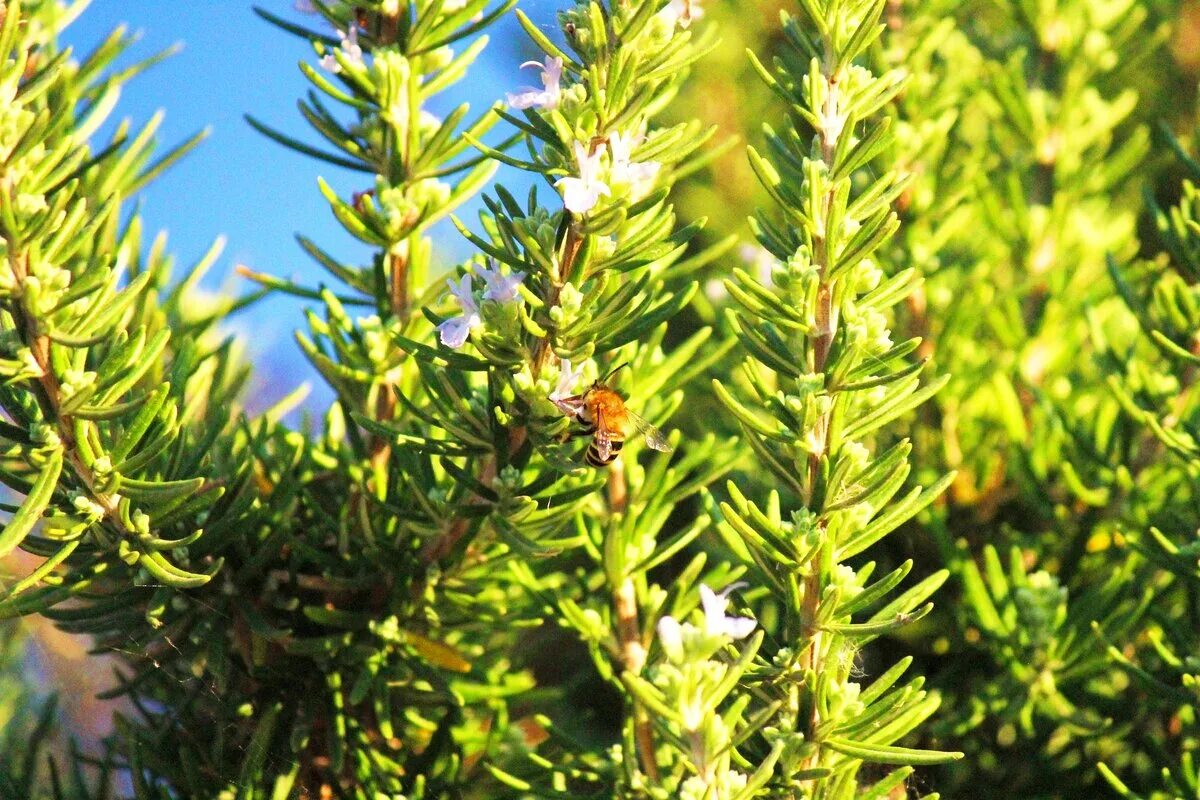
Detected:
[
  {"left": 552, "top": 395, "right": 586, "bottom": 418},
  {"left": 557, "top": 424, "right": 596, "bottom": 444},
  {"left": 570, "top": 424, "right": 597, "bottom": 439}
]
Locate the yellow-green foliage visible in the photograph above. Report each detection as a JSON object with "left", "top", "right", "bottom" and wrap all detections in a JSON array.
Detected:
[{"left": 1, "top": 1, "right": 1198, "bottom": 798}]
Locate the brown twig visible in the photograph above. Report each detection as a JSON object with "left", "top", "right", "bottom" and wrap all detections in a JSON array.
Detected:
[
  {"left": 615, "top": 571, "right": 658, "bottom": 782},
  {"left": 606, "top": 460, "right": 657, "bottom": 779},
  {"left": 389, "top": 250, "right": 410, "bottom": 325},
  {"left": 4, "top": 249, "right": 128, "bottom": 529},
  {"left": 532, "top": 225, "right": 583, "bottom": 376},
  {"left": 419, "top": 453, "right": 499, "bottom": 563}
]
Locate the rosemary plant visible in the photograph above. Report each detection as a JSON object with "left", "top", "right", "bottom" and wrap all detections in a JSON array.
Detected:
[
  {"left": 700, "top": 0, "right": 961, "bottom": 795},
  {"left": 10, "top": 0, "right": 1199, "bottom": 798}
]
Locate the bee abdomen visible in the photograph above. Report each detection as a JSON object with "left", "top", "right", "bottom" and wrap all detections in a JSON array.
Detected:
[{"left": 585, "top": 438, "right": 624, "bottom": 467}]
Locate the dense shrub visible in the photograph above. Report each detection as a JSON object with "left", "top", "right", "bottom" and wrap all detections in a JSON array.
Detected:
[{"left": 0, "top": 1, "right": 1197, "bottom": 798}]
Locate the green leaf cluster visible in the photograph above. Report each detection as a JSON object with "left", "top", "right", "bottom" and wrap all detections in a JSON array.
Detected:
[
  {"left": 20, "top": 0, "right": 1200, "bottom": 797},
  {"left": 699, "top": 0, "right": 960, "bottom": 794}
]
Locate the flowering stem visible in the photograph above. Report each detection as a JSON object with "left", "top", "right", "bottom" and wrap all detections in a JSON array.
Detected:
[
  {"left": 4, "top": 249, "right": 124, "bottom": 532},
  {"left": 422, "top": 214, "right": 583, "bottom": 564},
  {"left": 530, "top": 202, "right": 660, "bottom": 775},
  {"left": 532, "top": 222, "right": 584, "bottom": 378},
  {"left": 797, "top": 52, "right": 846, "bottom": 774}
]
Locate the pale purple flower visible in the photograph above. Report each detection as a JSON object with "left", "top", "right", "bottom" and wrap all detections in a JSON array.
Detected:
[
  {"left": 556, "top": 142, "right": 611, "bottom": 214},
  {"left": 420, "top": 110, "right": 442, "bottom": 130},
  {"left": 819, "top": 83, "right": 847, "bottom": 145},
  {"left": 437, "top": 275, "right": 482, "bottom": 349},
  {"left": 506, "top": 56, "right": 564, "bottom": 110},
  {"left": 386, "top": 102, "right": 442, "bottom": 131},
  {"left": 320, "top": 26, "right": 364, "bottom": 73},
  {"left": 342, "top": 26, "right": 363, "bottom": 58},
  {"left": 608, "top": 131, "right": 636, "bottom": 166},
  {"left": 662, "top": 0, "right": 704, "bottom": 28},
  {"left": 294, "top": 0, "right": 316, "bottom": 12},
  {"left": 657, "top": 582, "right": 756, "bottom": 660},
  {"left": 656, "top": 614, "right": 684, "bottom": 659},
  {"left": 699, "top": 583, "right": 756, "bottom": 640},
  {"left": 739, "top": 244, "right": 776, "bottom": 288},
  {"left": 704, "top": 278, "right": 727, "bottom": 302},
  {"left": 550, "top": 359, "right": 585, "bottom": 402},
  {"left": 479, "top": 261, "right": 526, "bottom": 302},
  {"left": 609, "top": 131, "right": 661, "bottom": 197}
]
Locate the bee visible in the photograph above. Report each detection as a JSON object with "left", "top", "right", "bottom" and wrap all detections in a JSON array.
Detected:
[{"left": 552, "top": 365, "right": 673, "bottom": 467}]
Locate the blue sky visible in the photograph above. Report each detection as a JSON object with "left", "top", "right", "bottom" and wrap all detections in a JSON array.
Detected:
[{"left": 61, "top": 1, "right": 565, "bottom": 415}]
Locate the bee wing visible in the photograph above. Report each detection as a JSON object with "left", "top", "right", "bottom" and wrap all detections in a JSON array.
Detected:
[
  {"left": 626, "top": 409, "right": 673, "bottom": 453},
  {"left": 594, "top": 406, "right": 613, "bottom": 461}
]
